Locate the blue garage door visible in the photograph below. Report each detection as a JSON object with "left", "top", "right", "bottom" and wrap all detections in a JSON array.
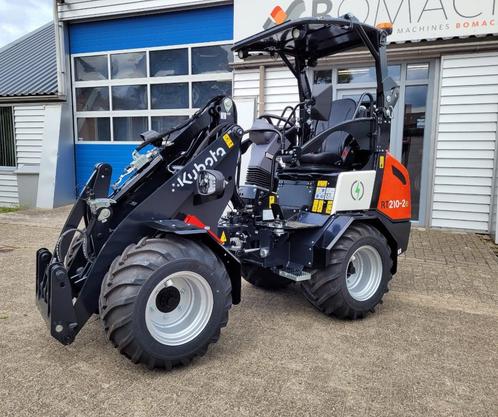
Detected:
[{"left": 70, "top": 5, "right": 234, "bottom": 192}]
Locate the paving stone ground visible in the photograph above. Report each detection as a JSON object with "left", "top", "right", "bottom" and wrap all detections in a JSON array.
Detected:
[{"left": 0, "top": 207, "right": 497, "bottom": 417}]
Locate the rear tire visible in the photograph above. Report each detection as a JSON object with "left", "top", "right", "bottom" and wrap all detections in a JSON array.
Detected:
[
  {"left": 301, "top": 223, "right": 392, "bottom": 319},
  {"left": 241, "top": 263, "right": 292, "bottom": 290},
  {"left": 99, "top": 236, "right": 232, "bottom": 369}
]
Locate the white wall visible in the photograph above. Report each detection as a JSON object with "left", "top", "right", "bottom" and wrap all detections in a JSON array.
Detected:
[
  {"left": 0, "top": 171, "right": 18, "bottom": 207},
  {"left": 432, "top": 52, "right": 498, "bottom": 232},
  {"left": 233, "top": 66, "right": 300, "bottom": 115},
  {"left": 233, "top": 69, "right": 260, "bottom": 110},
  {"left": 36, "top": 102, "right": 75, "bottom": 209},
  {"left": 233, "top": 66, "right": 300, "bottom": 116},
  {"left": 14, "top": 105, "right": 45, "bottom": 166},
  {"left": 57, "top": 0, "right": 227, "bottom": 20},
  {"left": 264, "top": 67, "right": 298, "bottom": 114},
  {"left": 0, "top": 104, "right": 45, "bottom": 207}
]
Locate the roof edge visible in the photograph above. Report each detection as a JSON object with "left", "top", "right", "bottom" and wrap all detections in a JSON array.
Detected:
[
  {"left": 0, "top": 94, "right": 65, "bottom": 104},
  {"left": 0, "top": 21, "right": 54, "bottom": 54}
]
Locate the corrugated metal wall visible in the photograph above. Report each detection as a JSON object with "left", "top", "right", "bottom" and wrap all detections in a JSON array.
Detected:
[{"left": 432, "top": 53, "right": 498, "bottom": 232}]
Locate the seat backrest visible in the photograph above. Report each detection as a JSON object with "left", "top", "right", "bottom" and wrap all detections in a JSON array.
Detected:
[{"left": 315, "top": 98, "right": 357, "bottom": 154}]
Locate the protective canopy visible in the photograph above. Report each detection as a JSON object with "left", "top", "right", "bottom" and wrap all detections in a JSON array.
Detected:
[{"left": 233, "top": 16, "right": 383, "bottom": 61}]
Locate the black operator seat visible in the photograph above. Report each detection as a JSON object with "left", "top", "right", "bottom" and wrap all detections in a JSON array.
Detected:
[{"left": 300, "top": 98, "right": 357, "bottom": 167}]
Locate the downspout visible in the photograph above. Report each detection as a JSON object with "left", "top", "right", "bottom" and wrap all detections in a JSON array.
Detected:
[
  {"left": 258, "top": 65, "right": 265, "bottom": 116},
  {"left": 53, "top": 0, "right": 65, "bottom": 98}
]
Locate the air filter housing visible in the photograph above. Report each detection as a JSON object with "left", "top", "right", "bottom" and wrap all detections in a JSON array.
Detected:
[{"left": 245, "top": 119, "right": 286, "bottom": 190}]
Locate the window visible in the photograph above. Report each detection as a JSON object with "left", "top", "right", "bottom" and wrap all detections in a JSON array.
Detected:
[
  {"left": 151, "top": 116, "right": 189, "bottom": 132},
  {"left": 76, "top": 87, "right": 109, "bottom": 111},
  {"left": 337, "top": 66, "right": 401, "bottom": 84},
  {"left": 112, "top": 85, "right": 148, "bottom": 110},
  {"left": 77, "top": 118, "right": 111, "bottom": 142},
  {"left": 113, "top": 117, "right": 148, "bottom": 141},
  {"left": 151, "top": 83, "right": 189, "bottom": 109},
  {"left": 192, "top": 45, "right": 233, "bottom": 74},
  {"left": 150, "top": 49, "right": 188, "bottom": 77},
  {"left": 192, "top": 81, "right": 232, "bottom": 108},
  {"left": 0, "top": 107, "right": 15, "bottom": 167},
  {"left": 314, "top": 70, "right": 332, "bottom": 85},
  {"left": 407, "top": 64, "right": 429, "bottom": 81},
  {"left": 72, "top": 42, "right": 233, "bottom": 142},
  {"left": 74, "top": 55, "right": 108, "bottom": 81},
  {"left": 111, "top": 52, "right": 147, "bottom": 79}
]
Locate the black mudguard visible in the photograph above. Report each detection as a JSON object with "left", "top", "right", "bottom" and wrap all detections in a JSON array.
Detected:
[
  {"left": 315, "top": 211, "right": 411, "bottom": 273},
  {"left": 147, "top": 219, "right": 241, "bottom": 304}
]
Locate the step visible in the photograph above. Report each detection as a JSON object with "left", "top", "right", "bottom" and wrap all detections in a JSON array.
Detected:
[{"left": 278, "top": 268, "right": 311, "bottom": 282}]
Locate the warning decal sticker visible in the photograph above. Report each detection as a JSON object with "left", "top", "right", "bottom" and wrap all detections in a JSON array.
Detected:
[{"left": 312, "top": 180, "right": 335, "bottom": 215}]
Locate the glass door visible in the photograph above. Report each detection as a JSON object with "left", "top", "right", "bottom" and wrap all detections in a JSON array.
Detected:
[{"left": 313, "top": 62, "right": 435, "bottom": 224}]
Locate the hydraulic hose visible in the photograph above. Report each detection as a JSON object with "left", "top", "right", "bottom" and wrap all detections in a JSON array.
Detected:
[{"left": 55, "top": 228, "right": 90, "bottom": 265}]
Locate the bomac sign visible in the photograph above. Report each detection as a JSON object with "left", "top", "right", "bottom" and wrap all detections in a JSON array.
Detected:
[{"left": 234, "top": 0, "right": 498, "bottom": 42}]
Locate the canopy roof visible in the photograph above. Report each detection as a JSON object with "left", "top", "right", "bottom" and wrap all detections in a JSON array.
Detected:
[{"left": 233, "top": 16, "right": 384, "bottom": 61}]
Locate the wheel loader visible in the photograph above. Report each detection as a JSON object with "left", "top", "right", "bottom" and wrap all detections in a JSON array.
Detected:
[{"left": 36, "top": 15, "right": 411, "bottom": 369}]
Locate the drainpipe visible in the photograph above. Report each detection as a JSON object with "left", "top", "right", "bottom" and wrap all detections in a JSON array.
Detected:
[
  {"left": 53, "top": 0, "right": 65, "bottom": 98},
  {"left": 258, "top": 65, "right": 265, "bottom": 116}
]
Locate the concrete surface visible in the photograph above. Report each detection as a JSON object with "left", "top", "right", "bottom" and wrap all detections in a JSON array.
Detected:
[{"left": 0, "top": 207, "right": 497, "bottom": 417}]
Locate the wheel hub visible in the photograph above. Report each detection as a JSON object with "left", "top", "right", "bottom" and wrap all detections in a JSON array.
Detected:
[
  {"left": 145, "top": 271, "right": 214, "bottom": 346},
  {"left": 346, "top": 245, "right": 383, "bottom": 302},
  {"left": 156, "top": 286, "right": 181, "bottom": 313}
]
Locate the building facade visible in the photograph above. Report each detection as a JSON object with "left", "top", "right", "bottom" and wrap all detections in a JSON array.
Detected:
[
  {"left": 3, "top": 0, "right": 496, "bottom": 240},
  {"left": 0, "top": 22, "right": 74, "bottom": 209}
]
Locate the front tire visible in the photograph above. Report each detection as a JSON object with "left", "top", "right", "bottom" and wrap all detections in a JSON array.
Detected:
[
  {"left": 99, "top": 236, "right": 232, "bottom": 369},
  {"left": 301, "top": 223, "right": 392, "bottom": 319}
]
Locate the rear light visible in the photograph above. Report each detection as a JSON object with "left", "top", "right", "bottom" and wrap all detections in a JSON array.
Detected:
[{"left": 376, "top": 22, "right": 393, "bottom": 31}]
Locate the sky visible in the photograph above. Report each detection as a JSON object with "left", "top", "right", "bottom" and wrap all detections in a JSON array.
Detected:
[{"left": 0, "top": 0, "right": 53, "bottom": 49}]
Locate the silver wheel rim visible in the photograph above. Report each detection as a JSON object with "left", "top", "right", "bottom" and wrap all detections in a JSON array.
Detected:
[
  {"left": 346, "top": 245, "right": 383, "bottom": 302},
  {"left": 145, "top": 271, "right": 213, "bottom": 346}
]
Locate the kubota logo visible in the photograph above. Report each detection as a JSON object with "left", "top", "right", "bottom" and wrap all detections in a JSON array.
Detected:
[
  {"left": 351, "top": 180, "right": 365, "bottom": 201},
  {"left": 171, "top": 147, "right": 226, "bottom": 190}
]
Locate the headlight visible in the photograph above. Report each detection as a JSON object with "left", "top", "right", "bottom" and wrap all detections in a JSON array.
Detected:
[
  {"left": 292, "top": 27, "right": 303, "bottom": 40},
  {"left": 196, "top": 170, "right": 226, "bottom": 197}
]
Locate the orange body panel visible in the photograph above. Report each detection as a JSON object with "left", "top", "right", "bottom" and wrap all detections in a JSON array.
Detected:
[{"left": 377, "top": 153, "right": 411, "bottom": 221}]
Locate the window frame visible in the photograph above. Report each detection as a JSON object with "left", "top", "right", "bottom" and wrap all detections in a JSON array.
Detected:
[
  {"left": 72, "top": 40, "right": 233, "bottom": 144},
  {"left": 0, "top": 105, "right": 16, "bottom": 169}
]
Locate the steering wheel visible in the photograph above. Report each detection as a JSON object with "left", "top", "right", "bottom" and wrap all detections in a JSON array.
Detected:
[{"left": 259, "top": 113, "right": 295, "bottom": 131}]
